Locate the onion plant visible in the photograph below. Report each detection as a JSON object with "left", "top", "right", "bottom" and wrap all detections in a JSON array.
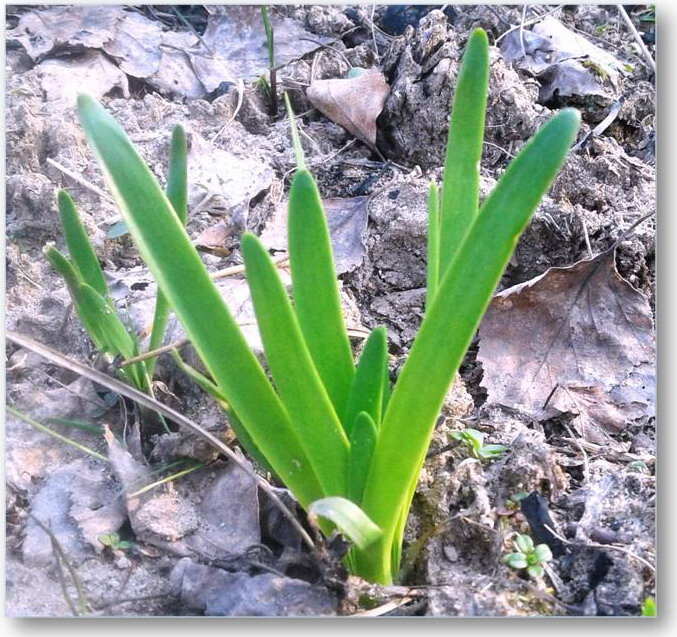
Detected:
[{"left": 65, "top": 28, "right": 577, "bottom": 584}]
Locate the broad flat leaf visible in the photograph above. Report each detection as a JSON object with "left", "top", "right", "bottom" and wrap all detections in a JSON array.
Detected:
[
  {"left": 500, "top": 15, "right": 622, "bottom": 102},
  {"left": 308, "top": 497, "right": 382, "bottom": 551},
  {"left": 195, "top": 222, "right": 233, "bottom": 256},
  {"left": 260, "top": 196, "right": 369, "bottom": 275},
  {"left": 477, "top": 249, "right": 655, "bottom": 442},
  {"left": 344, "top": 327, "right": 388, "bottom": 435},
  {"left": 307, "top": 68, "right": 390, "bottom": 147},
  {"left": 102, "top": 11, "right": 162, "bottom": 78},
  {"left": 37, "top": 51, "right": 129, "bottom": 109}
]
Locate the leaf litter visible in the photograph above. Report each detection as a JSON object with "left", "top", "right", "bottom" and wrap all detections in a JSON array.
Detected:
[{"left": 477, "top": 249, "right": 655, "bottom": 443}]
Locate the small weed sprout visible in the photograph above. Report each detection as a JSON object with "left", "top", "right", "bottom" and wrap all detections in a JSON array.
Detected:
[
  {"left": 503, "top": 533, "right": 553, "bottom": 579},
  {"left": 450, "top": 428, "right": 508, "bottom": 462},
  {"left": 98, "top": 533, "right": 132, "bottom": 552}
]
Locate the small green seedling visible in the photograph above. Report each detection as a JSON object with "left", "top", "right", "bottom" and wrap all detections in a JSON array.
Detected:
[
  {"left": 98, "top": 533, "right": 132, "bottom": 551},
  {"left": 44, "top": 126, "right": 188, "bottom": 403},
  {"left": 67, "top": 28, "right": 578, "bottom": 584},
  {"left": 641, "top": 596, "right": 656, "bottom": 617},
  {"left": 503, "top": 533, "right": 552, "bottom": 579},
  {"left": 450, "top": 428, "right": 508, "bottom": 462}
]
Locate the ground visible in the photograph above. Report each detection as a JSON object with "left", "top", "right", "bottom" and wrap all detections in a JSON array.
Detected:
[{"left": 4, "top": 4, "right": 656, "bottom": 617}]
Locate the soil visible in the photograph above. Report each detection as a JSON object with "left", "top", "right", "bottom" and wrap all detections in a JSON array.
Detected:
[{"left": 4, "top": 4, "right": 656, "bottom": 617}]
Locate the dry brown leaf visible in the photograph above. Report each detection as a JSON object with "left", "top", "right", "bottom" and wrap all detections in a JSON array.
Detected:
[
  {"left": 306, "top": 69, "right": 390, "bottom": 147},
  {"left": 260, "top": 196, "right": 369, "bottom": 274},
  {"left": 195, "top": 222, "right": 233, "bottom": 257},
  {"left": 477, "top": 250, "right": 655, "bottom": 442}
]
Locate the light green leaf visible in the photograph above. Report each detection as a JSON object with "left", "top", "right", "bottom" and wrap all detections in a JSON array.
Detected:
[
  {"left": 426, "top": 180, "right": 440, "bottom": 309},
  {"left": 439, "top": 28, "right": 489, "bottom": 275},
  {"left": 348, "top": 412, "right": 378, "bottom": 505},
  {"left": 287, "top": 169, "right": 355, "bottom": 421},
  {"left": 241, "top": 232, "right": 349, "bottom": 496},
  {"left": 76, "top": 93, "right": 323, "bottom": 507},
  {"left": 344, "top": 327, "right": 388, "bottom": 435},
  {"left": 57, "top": 189, "right": 110, "bottom": 300},
  {"left": 308, "top": 496, "right": 382, "bottom": 550}
]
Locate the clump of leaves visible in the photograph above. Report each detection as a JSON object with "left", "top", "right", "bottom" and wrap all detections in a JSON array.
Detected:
[
  {"left": 44, "top": 125, "right": 188, "bottom": 400},
  {"left": 450, "top": 428, "right": 508, "bottom": 462},
  {"left": 98, "top": 533, "right": 132, "bottom": 551},
  {"left": 641, "top": 596, "right": 656, "bottom": 617},
  {"left": 503, "top": 533, "right": 553, "bottom": 579},
  {"left": 68, "top": 28, "right": 578, "bottom": 585}
]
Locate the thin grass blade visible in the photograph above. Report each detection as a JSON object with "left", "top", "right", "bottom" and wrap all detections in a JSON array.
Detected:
[
  {"left": 288, "top": 169, "right": 355, "bottom": 421},
  {"left": 439, "top": 28, "right": 489, "bottom": 274},
  {"left": 344, "top": 327, "right": 388, "bottom": 435},
  {"left": 241, "top": 232, "right": 349, "bottom": 495},
  {"left": 358, "top": 109, "right": 580, "bottom": 583},
  {"left": 76, "top": 94, "right": 324, "bottom": 507}
]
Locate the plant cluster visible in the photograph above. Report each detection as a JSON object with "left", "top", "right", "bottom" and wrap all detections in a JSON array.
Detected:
[
  {"left": 503, "top": 533, "right": 553, "bottom": 579},
  {"left": 47, "top": 28, "right": 578, "bottom": 584}
]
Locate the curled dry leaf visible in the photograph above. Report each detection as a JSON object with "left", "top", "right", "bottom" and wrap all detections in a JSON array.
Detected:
[
  {"left": 307, "top": 68, "right": 390, "bottom": 148},
  {"left": 477, "top": 249, "right": 655, "bottom": 443}
]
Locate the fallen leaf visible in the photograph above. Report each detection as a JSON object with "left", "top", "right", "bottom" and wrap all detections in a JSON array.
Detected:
[
  {"left": 193, "top": 5, "right": 333, "bottom": 91},
  {"left": 477, "top": 250, "right": 655, "bottom": 442},
  {"left": 500, "top": 15, "right": 623, "bottom": 102},
  {"left": 307, "top": 68, "right": 390, "bottom": 147},
  {"left": 195, "top": 221, "right": 234, "bottom": 257},
  {"left": 7, "top": 5, "right": 121, "bottom": 61},
  {"left": 101, "top": 11, "right": 163, "bottom": 78},
  {"left": 37, "top": 50, "right": 129, "bottom": 110},
  {"left": 260, "top": 196, "right": 369, "bottom": 274}
]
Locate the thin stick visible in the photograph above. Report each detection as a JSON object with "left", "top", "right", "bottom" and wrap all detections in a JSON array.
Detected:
[
  {"left": 352, "top": 597, "right": 414, "bottom": 617},
  {"left": 127, "top": 462, "right": 204, "bottom": 498},
  {"left": 616, "top": 5, "right": 655, "bottom": 74},
  {"left": 212, "top": 78, "right": 245, "bottom": 143},
  {"left": 495, "top": 5, "right": 564, "bottom": 44},
  {"left": 46, "top": 157, "right": 115, "bottom": 204},
  {"left": 7, "top": 330, "right": 316, "bottom": 552}
]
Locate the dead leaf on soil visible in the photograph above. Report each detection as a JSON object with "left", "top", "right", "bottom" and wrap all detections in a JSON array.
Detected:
[
  {"left": 195, "top": 221, "right": 234, "bottom": 257},
  {"left": 500, "top": 15, "right": 623, "bottom": 103},
  {"left": 37, "top": 50, "right": 129, "bottom": 110},
  {"left": 260, "top": 196, "right": 369, "bottom": 275},
  {"left": 477, "top": 250, "right": 655, "bottom": 443},
  {"left": 307, "top": 69, "right": 390, "bottom": 147}
]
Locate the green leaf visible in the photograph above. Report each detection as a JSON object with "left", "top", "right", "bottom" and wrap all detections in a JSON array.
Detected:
[
  {"left": 526, "top": 564, "right": 545, "bottom": 579},
  {"left": 358, "top": 108, "right": 580, "bottom": 584},
  {"left": 515, "top": 534, "right": 534, "bottom": 553},
  {"left": 426, "top": 180, "right": 440, "bottom": 310},
  {"left": 284, "top": 93, "right": 306, "bottom": 170},
  {"left": 641, "top": 596, "right": 656, "bottom": 617},
  {"left": 76, "top": 93, "right": 324, "bottom": 508},
  {"left": 348, "top": 412, "right": 378, "bottom": 505},
  {"left": 504, "top": 552, "right": 528, "bottom": 570},
  {"left": 107, "top": 220, "right": 129, "bottom": 239},
  {"left": 439, "top": 28, "right": 489, "bottom": 275},
  {"left": 146, "top": 125, "right": 188, "bottom": 380},
  {"left": 308, "top": 496, "right": 382, "bottom": 551},
  {"left": 344, "top": 327, "right": 388, "bottom": 434},
  {"left": 533, "top": 543, "right": 553, "bottom": 562},
  {"left": 241, "top": 232, "right": 349, "bottom": 496},
  {"left": 287, "top": 169, "right": 355, "bottom": 421},
  {"left": 57, "top": 190, "right": 110, "bottom": 300}
]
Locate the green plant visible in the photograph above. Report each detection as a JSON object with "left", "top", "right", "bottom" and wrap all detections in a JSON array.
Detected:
[
  {"left": 44, "top": 126, "right": 187, "bottom": 401},
  {"left": 641, "top": 596, "right": 656, "bottom": 617},
  {"left": 503, "top": 533, "right": 552, "bottom": 579},
  {"left": 69, "top": 28, "right": 578, "bottom": 584},
  {"left": 261, "top": 5, "right": 277, "bottom": 114},
  {"left": 98, "top": 533, "right": 132, "bottom": 551},
  {"left": 450, "top": 428, "right": 508, "bottom": 461}
]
